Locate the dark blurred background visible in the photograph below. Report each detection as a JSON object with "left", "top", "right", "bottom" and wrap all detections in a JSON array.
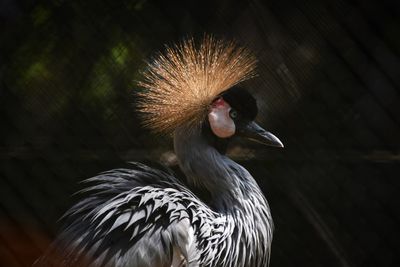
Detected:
[{"left": 1, "top": 0, "right": 400, "bottom": 266}]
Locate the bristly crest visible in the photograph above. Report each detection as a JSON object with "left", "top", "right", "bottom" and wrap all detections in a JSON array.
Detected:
[{"left": 137, "top": 35, "right": 257, "bottom": 134}]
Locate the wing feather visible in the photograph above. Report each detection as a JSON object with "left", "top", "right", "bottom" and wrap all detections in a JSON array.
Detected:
[{"left": 34, "top": 163, "right": 220, "bottom": 267}]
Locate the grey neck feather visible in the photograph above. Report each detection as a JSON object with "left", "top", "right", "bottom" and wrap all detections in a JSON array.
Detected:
[{"left": 173, "top": 125, "right": 260, "bottom": 211}]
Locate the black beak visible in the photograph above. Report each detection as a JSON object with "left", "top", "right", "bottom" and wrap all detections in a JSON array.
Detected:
[{"left": 238, "top": 121, "right": 284, "bottom": 148}]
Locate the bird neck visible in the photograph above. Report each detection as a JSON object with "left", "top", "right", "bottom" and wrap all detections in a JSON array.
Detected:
[{"left": 173, "top": 125, "right": 261, "bottom": 210}]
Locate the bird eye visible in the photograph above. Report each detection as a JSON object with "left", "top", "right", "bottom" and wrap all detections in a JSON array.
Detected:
[{"left": 229, "top": 109, "right": 238, "bottom": 119}]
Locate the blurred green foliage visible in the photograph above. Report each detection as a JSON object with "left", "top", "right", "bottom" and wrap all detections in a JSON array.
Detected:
[{"left": 1, "top": 0, "right": 199, "bottom": 151}]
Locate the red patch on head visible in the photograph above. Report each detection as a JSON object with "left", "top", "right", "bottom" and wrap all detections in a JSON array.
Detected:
[{"left": 212, "top": 97, "right": 227, "bottom": 108}]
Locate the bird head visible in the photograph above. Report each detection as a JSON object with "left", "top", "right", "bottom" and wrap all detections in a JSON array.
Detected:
[
  {"left": 207, "top": 86, "right": 283, "bottom": 147},
  {"left": 137, "top": 35, "right": 283, "bottom": 148}
]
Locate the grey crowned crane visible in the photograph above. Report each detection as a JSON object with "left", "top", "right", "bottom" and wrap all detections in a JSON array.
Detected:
[{"left": 34, "top": 36, "right": 284, "bottom": 267}]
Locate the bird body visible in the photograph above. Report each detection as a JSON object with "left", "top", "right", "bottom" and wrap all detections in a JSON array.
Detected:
[{"left": 35, "top": 36, "right": 282, "bottom": 267}]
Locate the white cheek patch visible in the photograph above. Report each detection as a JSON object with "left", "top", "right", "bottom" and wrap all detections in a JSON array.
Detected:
[{"left": 208, "top": 100, "right": 235, "bottom": 138}]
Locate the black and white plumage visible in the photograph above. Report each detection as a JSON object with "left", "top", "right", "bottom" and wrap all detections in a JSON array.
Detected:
[{"left": 35, "top": 36, "right": 283, "bottom": 267}]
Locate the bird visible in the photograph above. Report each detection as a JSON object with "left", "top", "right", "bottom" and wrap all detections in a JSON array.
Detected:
[{"left": 34, "top": 35, "right": 284, "bottom": 267}]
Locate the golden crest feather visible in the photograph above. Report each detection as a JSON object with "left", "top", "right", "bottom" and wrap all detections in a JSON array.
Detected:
[{"left": 137, "top": 35, "right": 257, "bottom": 134}]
